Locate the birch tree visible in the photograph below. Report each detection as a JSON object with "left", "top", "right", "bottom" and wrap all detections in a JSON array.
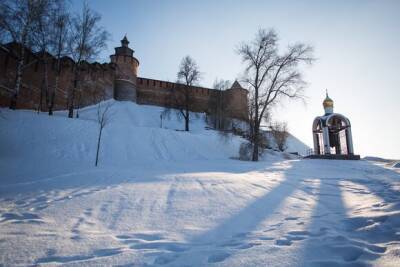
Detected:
[
  {"left": 0, "top": 0, "right": 49, "bottom": 109},
  {"left": 68, "top": 1, "right": 108, "bottom": 118},
  {"left": 32, "top": 0, "right": 54, "bottom": 113},
  {"left": 47, "top": 0, "right": 69, "bottom": 115}
]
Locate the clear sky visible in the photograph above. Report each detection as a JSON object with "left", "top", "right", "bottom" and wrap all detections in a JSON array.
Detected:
[{"left": 73, "top": 0, "right": 400, "bottom": 159}]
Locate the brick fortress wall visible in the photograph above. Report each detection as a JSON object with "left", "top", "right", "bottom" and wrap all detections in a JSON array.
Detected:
[
  {"left": 0, "top": 37, "right": 248, "bottom": 121},
  {"left": 136, "top": 77, "right": 248, "bottom": 120},
  {"left": 0, "top": 42, "right": 115, "bottom": 110}
]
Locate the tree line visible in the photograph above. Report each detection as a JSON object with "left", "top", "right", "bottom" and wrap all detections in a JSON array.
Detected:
[{"left": 0, "top": 0, "right": 108, "bottom": 117}]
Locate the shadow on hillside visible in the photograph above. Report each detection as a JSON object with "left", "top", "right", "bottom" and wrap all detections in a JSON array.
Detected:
[
  {"left": 298, "top": 160, "right": 400, "bottom": 266},
  {"left": 189, "top": 170, "right": 302, "bottom": 245},
  {"left": 356, "top": 161, "right": 400, "bottom": 208},
  {"left": 298, "top": 176, "right": 350, "bottom": 265},
  {"left": 150, "top": 159, "right": 400, "bottom": 265},
  {"left": 151, "top": 160, "right": 306, "bottom": 264}
]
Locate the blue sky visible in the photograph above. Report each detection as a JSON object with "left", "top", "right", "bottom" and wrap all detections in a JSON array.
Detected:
[{"left": 72, "top": 0, "right": 400, "bottom": 159}]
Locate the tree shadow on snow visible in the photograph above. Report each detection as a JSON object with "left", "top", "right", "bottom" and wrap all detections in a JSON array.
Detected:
[{"left": 299, "top": 160, "right": 400, "bottom": 266}]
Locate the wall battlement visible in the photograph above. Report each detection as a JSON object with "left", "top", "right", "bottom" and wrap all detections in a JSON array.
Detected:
[{"left": 0, "top": 37, "right": 248, "bottom": 121}]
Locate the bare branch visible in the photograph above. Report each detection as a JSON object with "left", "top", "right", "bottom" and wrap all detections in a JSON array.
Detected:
[
  {"left": 167, "top": 55, "right": 202, "bottom": 131},
  {"left": 237, "top": 28, "right": 314, "bottom": 161}
]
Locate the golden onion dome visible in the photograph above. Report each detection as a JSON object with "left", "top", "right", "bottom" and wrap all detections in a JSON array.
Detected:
[{"left": 323, "top": 92, "right": 333, "bottom": 108}]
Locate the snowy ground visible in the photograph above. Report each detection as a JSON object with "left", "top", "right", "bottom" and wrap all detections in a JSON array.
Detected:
[{"left": 0, "top": 102, "right": 399, "bottom": 266}]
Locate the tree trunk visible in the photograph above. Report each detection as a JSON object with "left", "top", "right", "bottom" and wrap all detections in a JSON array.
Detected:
[
  {"left": 48, "top": 89, "right": 55, "bottom": 116},
  {"left": 50, "top": 51, "right": 62, "bottom": 116},
  {"left": 68, "top": 79, "right": 77, "bottom": 118},
  {"left": 38, "top": 79, "right": 44, "bottom": 113},
  {"left": 185, "top": 114, "right": 189, "bottom": 131},
  {"left": 43, "top": 56, "right": 49, "bottom": 112},
  {"left": 184, "top": 87, "right": 190, "bottom": 131},
  {"left": 48, "top": 103, "right": 54, "bottom": 115},
  {"left": 95, "top": 127, "right": 103, "bottom": 166},
  {"left": 75, "top": 93, "right": 80, "bottom": 118},
  {"left": 252, "top": 121, "right": 259, "bottom": 161},
  {"left": 10, "top": 52, "right": 25, "bottom": 109},
  {"left": 48, "top": 90, "right": 55, "bottom": 115},
  {"left": 68, "top": 101, "right": 74, "bottom": 118},
  {"left": 10, "top": 93, "right": 18, "bottom": 110}
]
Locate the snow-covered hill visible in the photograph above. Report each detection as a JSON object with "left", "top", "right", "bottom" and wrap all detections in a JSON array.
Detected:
[
  {"left": 0, "top": 100, "right": 304, "bottom": 185},
  {"left": 0, "top": 101, "right": 399, "bottom": 266}
]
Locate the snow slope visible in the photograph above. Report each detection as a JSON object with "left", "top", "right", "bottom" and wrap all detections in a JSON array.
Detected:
[{"left": 0, "top": 101, "right": 399, "bottom": 266}]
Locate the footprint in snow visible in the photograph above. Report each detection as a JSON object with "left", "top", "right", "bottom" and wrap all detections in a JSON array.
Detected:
[
  {"left": 327, "top": 245, "right": 366, "bottom": 262},
  {"left": 258, "top": 236, "right": 274, "bottom": 241},
  {"left": 237, "top": 242, "right": 262, "bottom": 250},
  {"left": 284, "top": 216, "right": 299, "bottom": 221},
  {"left": 208, "top": 252, "right": 231, "bottom": 263},
  {"left": 218, "top": 240, "right": 243, "bottom": 248},
  {"left": 0, "top": 212, "right": 44, "bottom": 224},
  {"left": 275, "top": 239, "right": 292, "bottom": 246},
  {"left": 133, "top": 233, "right": 165, "bottom": 241},
  {"left": 285, "top": 235, "right": 306, "bottom": 241},
  {"left": 287, "top": 230, "right": 310, "bottom": 236},
  {"left": 83, "top": 208, "right": 93, "bottom": 216},
  {"left": 233, "top": 232, "right": 248, "bottom": 238},
  {"left": 35, "top": 247, "right": 124, "bottom": 264},
  {"left": 131, "top": 241, "right": 187, "bottom": 252},
  {"left": 154, "top": 254, "right": 179, "bottom": 265}
]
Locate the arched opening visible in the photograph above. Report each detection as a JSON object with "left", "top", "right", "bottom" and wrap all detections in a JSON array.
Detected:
[
  {"left": 326, "top": 114, "right": 353, "bottom": 155},
  {"left": 312, "top": 114, "right": 354, "bottom": 156},
  {"left": 309, "top": 94, "right": 359, "bottom": 160},
  {"left": 312, "top": 117, "right": 324, "bottom": 155}
]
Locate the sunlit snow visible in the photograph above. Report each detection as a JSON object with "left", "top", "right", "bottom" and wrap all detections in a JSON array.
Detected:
[{"left": 0, "top": 101, "right": 399, "bottom": 266}]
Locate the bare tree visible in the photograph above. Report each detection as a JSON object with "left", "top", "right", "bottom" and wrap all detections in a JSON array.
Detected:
[
  {"left": 93, "top": 90, "right": 112, "bottom": 167},
  {"left": 237, "top": 28, "right": 314, "bottom": 161},
  {"left": 31, "top": 0, "right": 58, "bottom": 113},
  {"left": 0, "top": 0, "right": 50, "bottom": 109},
  {"left": 47, "top": 0, "right": 69, "bottom": 115},
  {"left": 270, "top": 121, "right": 289, "bottom": 152},
  {"left": 68, "top": 1, "right": 109, "bottom": 118},
  {"left": 171, "top": 55, "right": 201, "bottom": 131}
]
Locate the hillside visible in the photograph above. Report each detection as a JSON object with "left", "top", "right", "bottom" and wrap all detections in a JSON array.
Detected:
[
  {"left": 0, "top": 100, "right": 306, "bottom": 185},
  {"left": 0, "top": 101, "right": 399, "bottom": 266}
]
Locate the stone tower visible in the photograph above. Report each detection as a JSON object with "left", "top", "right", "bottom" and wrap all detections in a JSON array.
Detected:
[
  {"left": 110, "top": 35, "right": 139, "bottom": 101},
  {"left": 223, "top": 80, "right": 249, "bottom": 121}
]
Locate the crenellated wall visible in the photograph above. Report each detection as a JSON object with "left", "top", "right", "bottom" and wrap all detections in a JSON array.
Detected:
[
  {"left": 0, "top": 40, "right": 249, "bottom": 121},
  {"left": 0, "top": 42, "right": 115, "bottom": 110},
  {"left": 135, "top": 77, "right": 249, "bottom": 121}
]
